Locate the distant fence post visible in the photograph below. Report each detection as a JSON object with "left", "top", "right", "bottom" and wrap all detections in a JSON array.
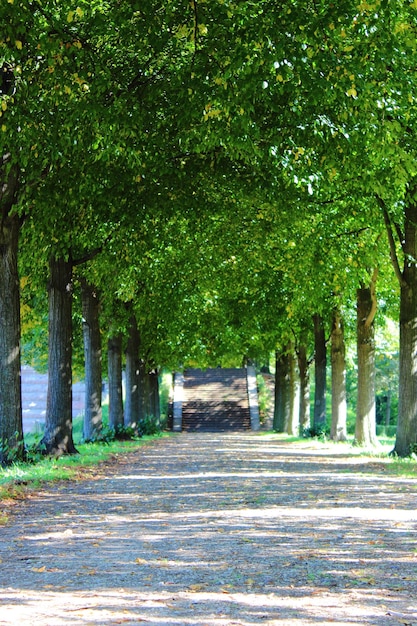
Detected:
[
  {"left": 246, "top": 366, "right": 260, "bottom": 431},
  {"left": 173, "top": 372, "right": 184, "bottom": 432}
]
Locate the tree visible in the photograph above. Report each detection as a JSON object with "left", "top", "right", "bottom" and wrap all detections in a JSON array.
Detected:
[
  {"left": 355, "top": 271, "right": 378, "bottom": 447},
  {"left": 81, "top": 278, "right": 102, "bottom": 442},
  {"left": 382, "top": 197, "right": 417, "bottom": 456},
  {"left": 273, "top": 346, "right": 291, "bottom": 433},
  {"left": 295, "top": 335, "right": 312, "bottom": 435},
  {"left": 330, "top": 308, "right": 347, "bottom": 442},
  {"left": 107, "top": 334, "right": 124, "bottom": 432},
  {"left": 0, "top": 192, "right": 23, "bottom": 464},
  {"left": 124, "top": 313, "right": 142, "bottom": 429},
  {"left": 312, "top": 314, "right": 327, "bottom": 434},
  {"left": 41, "top": 256, "right": 77, "bottom": 455}
]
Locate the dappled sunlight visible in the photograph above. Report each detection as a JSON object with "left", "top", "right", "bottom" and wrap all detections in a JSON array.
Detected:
[
  {"left": 0, "top": 587, "right": 393, "bottom": 625},
  {"left": 0, "top": 433, "right": 416, "bottom": 624}
]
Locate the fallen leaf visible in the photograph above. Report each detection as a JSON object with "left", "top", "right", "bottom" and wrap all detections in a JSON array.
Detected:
[{"left": 188, "top": 583, "right": 205, "bottom": 591}]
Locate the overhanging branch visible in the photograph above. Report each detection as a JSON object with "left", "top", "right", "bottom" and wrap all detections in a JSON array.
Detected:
[{"left": 376, "top": 195, "right": 404, "bottom": 286}]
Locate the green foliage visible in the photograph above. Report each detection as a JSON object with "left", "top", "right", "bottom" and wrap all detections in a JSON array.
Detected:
[
  {"left": 256, "top": 373, "right": 272, "bottom": 424},
  {"left": 302, "top": 425, "right": 331, "bottom": 442},
  {"left": 0, "top": 435, "right": 25, "bottom": 468},
  {"left": 376, "top": 425, "right": 397, "bottom": 438}
]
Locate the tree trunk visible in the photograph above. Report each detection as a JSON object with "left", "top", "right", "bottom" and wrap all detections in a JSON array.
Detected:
[
  {"left": 0, "top": 206, "right": 24, "bottom": 465},
  {"left": 143, "top": 369, "right": 161, "bottom": 430},
  {"left": 138, "top": 358, "right": 147, "bottom": 428},
  {"left": 273, "top": 348, "right": 290, "bottom": 432},
  {"left": 394, "top": 201, "right": 417, "bottom": 456},
  {"left": 287, "top": 347, "right": 299, "bottom": 436},
  {"left": 313, "top": 313, "right": 327, "bottom": 433},
  {"left": 41, "top": 256, "right": 77, "bottom": 455},
  {"left": 124, "top": 315, "right": 141, "bottom": 428},
  {"left": 297, "top": 342, "right": 310, "bottom": 435},
  {"left": 108, "top": 334, "right": 124, "bottom": 431},
  {"left": 151, "top": 371, "right": 161, "bottom": 426},
  {"left": 330, "top": 308, "right": 347, "bottom": 441},
  {"left": 355, "top": 275, "right": 378, "bottom": 447},
  {"left": 81, "top": 279, "right": 102, "bottom": 441},
  {"left": 385, "top": 390, "right": 392, "bottom": 430}
]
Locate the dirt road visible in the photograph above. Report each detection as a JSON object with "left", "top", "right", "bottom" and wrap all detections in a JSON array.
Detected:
[{"left": 0, "top": 433, "right": 416, "bottom": 625}]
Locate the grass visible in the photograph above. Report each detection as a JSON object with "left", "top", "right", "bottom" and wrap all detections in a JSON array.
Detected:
[{"left": 256, "top": 430, "right": 417, "bottom": 477}]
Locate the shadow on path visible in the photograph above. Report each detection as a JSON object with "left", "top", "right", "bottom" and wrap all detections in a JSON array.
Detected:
[{"left": 0, "top": 433, "right": 416, "bottom": 625}]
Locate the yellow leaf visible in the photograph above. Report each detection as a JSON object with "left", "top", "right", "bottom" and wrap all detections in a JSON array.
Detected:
[
  {"left": 1, "top": 101, "right": 7, "bottom": 112},
  {"left": 276, "top": 74, "right": 284, "bottom": 82},
  {"left": 32, "top": 566, "right": 46, "bottom": 573},
  {"left": 1, "top": 124, "right": 7, "bottom": 132},
  {"left": 15, "top": 40, "right": 22, "bottom": 50},
  {"left": 67, "top": 11, "right": 74, "bottom": 23},
  {"left": 410, "top": 0, "right": 417, "bottom": 6},
  {"left": 75, "top": 7, "right": 84, "bottom": 18},
  {"left": 135, "top": 558, "right": 148, "bottom": 565}
]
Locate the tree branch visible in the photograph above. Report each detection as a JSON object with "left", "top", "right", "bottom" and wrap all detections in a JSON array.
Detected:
[
  {"left": 72, "top": 233, "right": 113, "bottom": 266},
  {"left": 377, "top": 195, "right": 404, "bottom": 286},
  {"left": 364, "top": 267, "right": 378, "bottom": 329}
]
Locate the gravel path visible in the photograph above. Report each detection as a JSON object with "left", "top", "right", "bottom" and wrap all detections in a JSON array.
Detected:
[{"left": 0, "top": 432, "right": 417, "bottom": 625}]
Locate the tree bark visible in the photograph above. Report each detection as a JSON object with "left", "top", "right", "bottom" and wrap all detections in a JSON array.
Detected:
[
  {"left": 355, "top": 276, "right": 378, "bottom": 447},
  {"left": 124, "top": 315, "right": 141, "bottom": 428},
  {"left": 385, "top": 390, "right": 392, "bottom": 430},
  {"left": 273, "top": 348, "right": 290, "bottom": 432},
  {"left": 151, "top": 371, "right": 161, "bottom": 426},
  {"left": 144, "top": 369, "right": 161, "bottom": 428},
  {"left": 108, "top": 334, "right": 124, "bottom": 431},
  {"left": 394, "top": 201, "right": 417, "bottom": 456},
  {"left": 287, "top": 347, "right": 299, "bottom": 436},
  {"left": 0, "top": 201, "right": 24, "bottom": 464},
  {"left": 81, "top": 279, "right": 102, "bottom": 441},
  {"left": 330, "top": 308, "right": 347, "bottom": 441},
  {"left": 313, "top": 313, "right": 327, "bottom": 433},
  {"left": 41, "top": 256, "right": 77, "bottom": 455},
  {"left": 297, "top": 342, "right": 311, "bottom": 435}
]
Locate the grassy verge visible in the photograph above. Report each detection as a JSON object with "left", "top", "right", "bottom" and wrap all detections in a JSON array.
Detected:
[{"left": 255, "top": 431, "right": 417, "bottom": 477}]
